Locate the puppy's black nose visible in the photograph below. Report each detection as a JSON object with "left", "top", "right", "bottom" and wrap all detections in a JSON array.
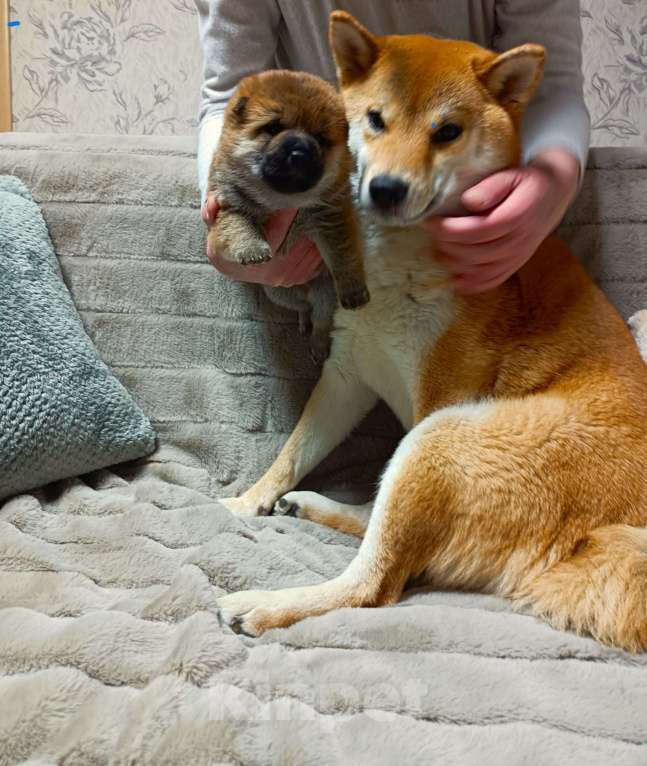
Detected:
[
  {"left": 369, "top": 175, "right": 409, "bottom": 210},
  {"left": 262, "top": 134, "right": 323, "bottom": 195},
  {"left": 287, "top": 146, "right": 309, "bottom": 171}
]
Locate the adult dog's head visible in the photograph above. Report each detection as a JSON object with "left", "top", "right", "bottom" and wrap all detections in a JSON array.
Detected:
[{"left": 329, "top": 12, "right": 545, "bottom": 225}]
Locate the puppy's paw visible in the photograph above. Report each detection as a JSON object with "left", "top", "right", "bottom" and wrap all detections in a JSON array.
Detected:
[
  {"left": 309, "top": 331, "right": 331, "bottom": 365},
  {"left": 298, "top": 311, "right": 313, "bottom": 338},
  {"left": 237, "top": 239, "right": 273, "bottom": 266},
  {"left": 339, "top": 286, "right": 370, "bottom": 310},
  {"left": 209, "top": 231, "right": 272, "bottom": 266}
]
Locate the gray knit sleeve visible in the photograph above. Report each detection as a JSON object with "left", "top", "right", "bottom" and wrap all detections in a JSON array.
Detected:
[
  {"left": 494, "top": 0, "right": 591, "bottom": 176},
  {"left": 195, "top": 0, "right": 281, "bottom": 200}
]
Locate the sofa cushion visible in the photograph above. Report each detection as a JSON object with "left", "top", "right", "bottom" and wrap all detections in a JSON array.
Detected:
[{"left": 0, "top": 175, "right": 156, "bottom": 500}]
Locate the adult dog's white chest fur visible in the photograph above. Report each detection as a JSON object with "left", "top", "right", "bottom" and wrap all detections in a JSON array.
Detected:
[{"left": 332, "top": 224, "right": 455, "bottom": 430}]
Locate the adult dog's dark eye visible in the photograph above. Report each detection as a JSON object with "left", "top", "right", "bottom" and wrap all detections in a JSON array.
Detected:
[
  {"left": 367, "top": 110, "right": 386, "bottom": 132},
  {"left": 432, "top": 123, "right": 463, "bottom": 144},
  {"left": 262, "top": 119, "right": 284, "bottom": 136}
]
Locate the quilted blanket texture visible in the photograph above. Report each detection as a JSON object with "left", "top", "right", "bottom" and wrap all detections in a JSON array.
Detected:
[{"left": 0, "top": 133, "right": 646, "bottom": 765}]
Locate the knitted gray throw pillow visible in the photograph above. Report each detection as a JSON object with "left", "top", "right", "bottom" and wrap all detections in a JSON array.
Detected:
[{"left": 0, "top": 175, "right": 156, "bottom": 500}]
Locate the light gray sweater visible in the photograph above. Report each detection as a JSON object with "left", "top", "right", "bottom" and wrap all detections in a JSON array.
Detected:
[{"left": 195, "top": 0, "right": 590, "bottom": 201}]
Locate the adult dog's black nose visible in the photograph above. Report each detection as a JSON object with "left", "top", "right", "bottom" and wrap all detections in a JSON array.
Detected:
[{"left": 369, "top": 175, "right": 409, "bottom": 210}]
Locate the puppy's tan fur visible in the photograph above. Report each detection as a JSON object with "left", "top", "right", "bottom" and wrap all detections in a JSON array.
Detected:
[{"left": 218, "top": 14, "right": 647, "bottom": 652}]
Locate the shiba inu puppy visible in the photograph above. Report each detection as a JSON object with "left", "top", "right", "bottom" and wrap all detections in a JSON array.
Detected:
[
  {"left": 218, "top": 13, "right": 647, "bottom": 652},
  {"left": 208, "top": 70, "right": 369, "bottom": 359}
]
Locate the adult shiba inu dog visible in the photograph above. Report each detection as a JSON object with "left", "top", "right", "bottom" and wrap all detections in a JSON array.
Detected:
[{"left": 218, "top": 12, "right": 647, "bottom": 651}]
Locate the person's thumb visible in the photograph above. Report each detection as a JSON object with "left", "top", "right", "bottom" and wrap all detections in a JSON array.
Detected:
[
  {"left": 202, "top": 196, "right": 220, "bottom": 226},
  {"left": 461, "top": 169, "right": 522, "bottom": 213}
]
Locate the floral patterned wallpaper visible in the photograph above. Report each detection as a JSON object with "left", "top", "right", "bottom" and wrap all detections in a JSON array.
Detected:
[
  {"left": 8, "top": 0, "right": 647, "bottom": 146},
  {"left": 10, "top": 0, "right": 201, "bottom": 135},
  {"left": 581, "top": 0, "right": 647, "bottom": 146}
]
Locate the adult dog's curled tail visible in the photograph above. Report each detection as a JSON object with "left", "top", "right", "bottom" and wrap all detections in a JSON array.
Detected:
[{"left": 515, "top": 524, "right": 647, "bottom": 652}]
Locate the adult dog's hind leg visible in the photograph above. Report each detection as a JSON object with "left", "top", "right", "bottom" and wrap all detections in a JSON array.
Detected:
[
  {"left": 219, "top": 394, "right": 647, "bottom": 644},
  {"left": 273, "top": 491, "right": 373, "bottom": 537},
  {"left": 218, "top": 398, "right": 562, "bottom": 635},
  {"left": 218, "top": 418, "right": 438, "bottom": 635}
]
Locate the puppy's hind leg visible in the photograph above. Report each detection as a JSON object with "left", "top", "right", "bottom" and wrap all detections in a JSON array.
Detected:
[
  {"left": 307, "top": 275, "right": 337, "bottom": 363},
  {"left": 311, "top": 198, "right": 369, "bottom": 310}
]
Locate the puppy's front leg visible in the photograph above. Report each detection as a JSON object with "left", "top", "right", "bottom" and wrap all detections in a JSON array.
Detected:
[
  {"left": 221, "top": 358, "right": 378, "bottom": 516},
  {"left": 208, "top": 209, "right": 272, "bottom": 265}
]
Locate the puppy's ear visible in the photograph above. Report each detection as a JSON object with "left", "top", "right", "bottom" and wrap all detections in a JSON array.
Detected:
[
  {"left": 231, "top": 96, "right": 249, "bottom": 123},
  {"left": 475, "top": 44, "right": 545, "bottom": 109},
  {"left": 329, "top": 11, "right": 379, "bottom": 86}
]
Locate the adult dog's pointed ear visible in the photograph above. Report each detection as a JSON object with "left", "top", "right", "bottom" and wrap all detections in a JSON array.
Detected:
[
  {"left": 329, "top": 11, "right": 379, "bottom": 86},
  {"left": 475, "top": 44, "right": 545, "bottom": 110}
]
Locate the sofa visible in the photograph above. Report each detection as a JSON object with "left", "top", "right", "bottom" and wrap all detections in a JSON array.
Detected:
[{"left": 0, "top": 132, "right": 646, "bottom": 765}]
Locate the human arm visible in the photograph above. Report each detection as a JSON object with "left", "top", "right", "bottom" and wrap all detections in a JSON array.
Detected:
[{"left": 195, "top": 0, "right": 281, "bottom": 204}]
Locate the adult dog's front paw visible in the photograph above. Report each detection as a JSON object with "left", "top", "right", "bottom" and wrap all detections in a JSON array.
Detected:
[
  {"left": 219, "top": 496, "right": 261, "bottom": 517},
  {"left": 219, "top": 489, "right": 282, "bottom": 517}
]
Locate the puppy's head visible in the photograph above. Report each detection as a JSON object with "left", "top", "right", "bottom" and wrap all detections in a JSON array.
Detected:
[
  {"left": 329, "top": 12, "right": 544, "bottom": 226},
  {"left": 223, "top": 71, "right": 350, "bottom": 208}
]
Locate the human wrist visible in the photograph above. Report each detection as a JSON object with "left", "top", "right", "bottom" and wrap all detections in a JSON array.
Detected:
[{"left": 528, "top": 148, "right": 579, "bottom": 203}]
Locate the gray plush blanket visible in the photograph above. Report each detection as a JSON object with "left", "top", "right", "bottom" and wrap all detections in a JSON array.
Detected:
[{"left": 1, "top": 133, "right": 646, "bottom": 765}]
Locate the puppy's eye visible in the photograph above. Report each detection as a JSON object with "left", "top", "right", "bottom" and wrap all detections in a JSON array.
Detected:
[
  {"left": 314, "top": 132, "right": 332, "bottom": 149},
  {"left": 367, "top": 110, "right": 386, "bottom": 132},
  {"left": 262, "top": 119, "right": 284, "bottom": 136},
  {"left": 432, "top": 123, "right": 463, "bottom": 144}
]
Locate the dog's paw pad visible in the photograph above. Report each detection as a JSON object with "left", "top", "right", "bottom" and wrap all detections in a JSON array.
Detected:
[
  {"left": 309, "top": 333, "right": 331, "bottom": 365},
  {"left": 272, "top": 497, "right": 300, "bottom": 517},
  {"left": 239, "top": 242, "right": 273, "bottom": 266},
  {"left": 229, "top": 615, "right": 245, "bottom": 635},
  {"left": 340, "top": 287, "right": 370, "bottom": 310}
]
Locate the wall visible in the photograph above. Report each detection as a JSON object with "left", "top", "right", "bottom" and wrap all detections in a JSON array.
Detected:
[
  {"left": 581, "top": 0, "right": 647, "bottom": 146},
  {"left": 8, "top": 0, "right": 647, "bottom": 146},
  {"left": 10, "top": 0, "right": 201, "bottom": 135}
]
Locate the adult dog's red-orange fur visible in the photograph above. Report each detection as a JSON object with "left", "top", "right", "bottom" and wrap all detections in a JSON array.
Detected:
[{"left": 218, "top": 12, "right": 647, "bottom": 651}]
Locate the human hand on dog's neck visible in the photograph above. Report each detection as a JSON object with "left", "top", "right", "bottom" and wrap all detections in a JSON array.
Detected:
[{"left": 424, "top": 148, "right": 579, "bottom": 295}]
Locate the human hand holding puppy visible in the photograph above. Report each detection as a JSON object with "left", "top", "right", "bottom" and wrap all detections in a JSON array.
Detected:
[{"left": 203, "top": 196, "right": 322, "bottom": 288}]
